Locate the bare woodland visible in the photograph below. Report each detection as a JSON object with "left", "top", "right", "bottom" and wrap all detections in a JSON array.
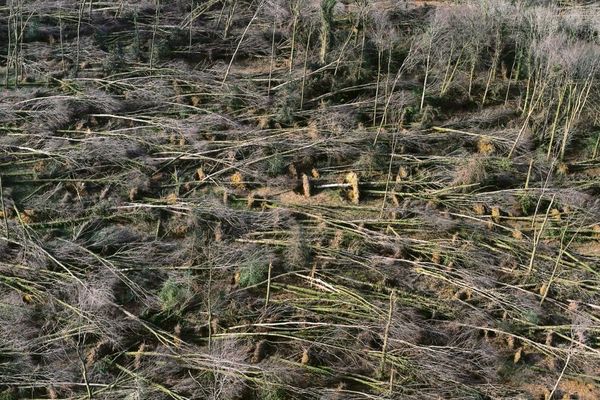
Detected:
[{"left": 1, "top": 0, "right": 600, "bottom": 399}]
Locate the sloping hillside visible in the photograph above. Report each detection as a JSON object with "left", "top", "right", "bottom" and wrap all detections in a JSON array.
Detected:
[{"left": 1, "top": 1, "right": 600, "bottom": 399}]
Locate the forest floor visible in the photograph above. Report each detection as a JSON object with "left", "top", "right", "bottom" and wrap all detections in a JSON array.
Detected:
[{"left": 1, "top": 1, "right": 600, "bottom": 399}]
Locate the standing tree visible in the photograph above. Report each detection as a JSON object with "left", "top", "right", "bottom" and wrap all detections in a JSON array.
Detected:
[{"left": 319, "top": 0, "right": 336, "bottom": 65}]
